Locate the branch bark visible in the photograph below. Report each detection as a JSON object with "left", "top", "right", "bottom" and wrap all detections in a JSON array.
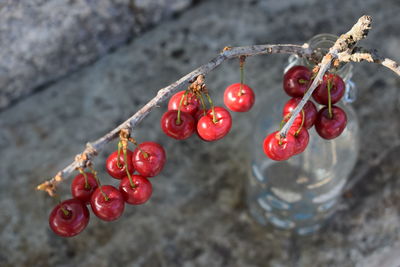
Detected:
[{"left": 340, "top": 47, "right": 400, "bottom": 76}]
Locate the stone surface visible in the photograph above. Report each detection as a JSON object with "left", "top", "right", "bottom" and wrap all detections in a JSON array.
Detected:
[
  {"left": 1, "top": 0, "right": 400, "bottom": 266},
  {"left": 0, "top": 0, "right": 193, "bottom": 110}
]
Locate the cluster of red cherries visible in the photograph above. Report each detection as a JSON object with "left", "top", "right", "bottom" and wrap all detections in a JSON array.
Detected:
[
  {"left": 263, "top": 65, "right": 348, "bottom": 161},
  {"left": 160, "top": 89, "right": 233, "bottom": 141},
  {"left": 160, "top": 78, "right": 255, "bottom": 142},
  {"left": 49, "top": 139, "right": 166, "bottom": 237},
  {"left": 48, "top": 69, "right": 257, "bottom": 238},
  {"left": 160, "top": 57, "right": 255, "bottom": 142},
  {"left": 51, "top": 59, "right": 353, "bottom": 237}
]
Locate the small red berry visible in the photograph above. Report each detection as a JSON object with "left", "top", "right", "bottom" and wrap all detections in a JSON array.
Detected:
[
  {"left": 283, "top": 65, "right": 312, "bottom": 97},
  {"left": 223, "top": 83, "right": 255, "bottom": 112},
  {"left": 49, "top": 199, "right": 90, "bottom": 237},
  {"left": 282, "top": 98, "right": 317, "bottom": 129},
  {"left": 168, "top": 91, "right": 200, "bottom": 116},
  {"left": 119, "top": 175, "right": 153, "bottom": 205},
  {"left": 289, "top": 128, "right": 310, "bottom": 155},
  {"left": 71, "top": 172, "right": 98, "bottom": 204},
  {"left": 263, "top": 131, "right": 295, "bottom": 161},
  {"left": 161, "top": 110, "right": 195, "bottom": 140},
  {"left": 106, "top": 150, "right": 135, "bottom": 179},
  {"left": 197, "top": 106, "right": 232, "bottom": 141},
  {"left": 132, "top": 142, "right": 166, "bottom": 177},
  {"left": 315, "top": 106, "right": 347, "bottom": 139},
  {"left": 90, "top": 185, "right": 125, "bottom": 221},
  {"left": 312, "top": 73, "right": 345, "bottom": 105}
]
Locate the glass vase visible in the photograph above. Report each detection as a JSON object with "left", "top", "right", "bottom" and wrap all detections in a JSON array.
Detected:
[{"left": 246, "top": 34, "right": 359, "bottom": 235}]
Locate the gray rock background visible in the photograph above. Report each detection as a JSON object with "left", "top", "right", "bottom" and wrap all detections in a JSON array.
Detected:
[
  {"left": 0, "top": 0, "right": 193, "bottom": 109},
  {"left": 1, "top": 0, "right": 400, "bottom": 266}
]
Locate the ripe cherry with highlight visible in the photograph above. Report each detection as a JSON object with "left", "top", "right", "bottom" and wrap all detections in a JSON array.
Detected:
[
  {"left": 119, "top": 175, "right": 153, "bottom": 205},
  {"left": 71, "top": 172, "right": 98, "bottom": 204},
  {"left": 282, "top": 98, "right": 317, "bottom": 129},
  {"left": 168, "top": 91, "right": 200, "bottom": 116},
  {"left": 289, "top": 128, "right": 310, "bottom": 155},
  {"left": 106, "top": 150, "right": 135, "bottom": 179},
  {"left": 161, "top": 110, "right": 195, "bottom": 140},
  {"left": 132, "top": 142, "right": 166, "bottom": 177},
  {"left": 263, "top": 131, "right": 295, "bottom": 161},
  {"left": 315, "top": 106, "right": 347, "bottom": 139},
  {"left": 283, "top": 65, "right": 312, "bottom": 97},
  {"left": 90, "top": 185, "right": 125, "bottom": 221},
  {"left": 197, "top": 106, "right": 232, "bottom": 141},
  {"left": 312, "top": 73, "right": 345, "bottom": 105},
  {"left": 224, "top": 83, "right": 255, "bottom": 112},
  {"left": 49, "top": 199, "right": 90, "bottom": 237}
]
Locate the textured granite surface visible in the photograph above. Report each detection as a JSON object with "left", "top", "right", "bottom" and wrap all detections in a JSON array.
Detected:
[
  {"left": 1, "top": 0, "right": 400, "bottom": 266},
  {"left": 0, "top": 0, "right": 193, "bottom": 109}
]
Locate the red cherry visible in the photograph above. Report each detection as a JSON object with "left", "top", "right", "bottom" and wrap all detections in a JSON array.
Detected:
[
  {"left": 289, "top": 128, "right": 310, "bottom": 155},
  {"left": 90, "top": 185, "right": 125, "bottom": 221},
  {"left": 315, "top": 106, "right": 347, "bottom": 139},
  {"left": 194, "top": 109, "right": 206, "bottom": 139},
  {"left": 71, "top": 172, "right": 98, "bottom": 204},
  {"left": 132, "top": 142, "right": 166, "bottom": 177},
  {"left": 223, "top": 83, "right": 255, "bottom": 112},
  {"left": 168, "top": 91, "right": 200, "bottom": 116},
  {"left": 106, "top": 150, "right": 135, "bottom": 179},
  {"left": 282, "top": 97, "right": 317, "bottom": 129},
  {"left": 312, "top": 73, "right": 345, "bottom": 105},
  {"left": 161, "top": 110, "right": 195, "bottom": 140},
  {"left": 263, "top": 131, "right": 295, "bottom": 161},
  {"left": 283, "top": 65, "right": 312, "bottom": 97},
  {"left": 194, "top": 109, "right": 206, "bottom": 122},
  {"left": 282, "top": 112, "right": 303, "bottom": 127},
  {"left": 49, "top": 199, "right": 90, "bottom": 237},
  {"left": 197, "top": 106, "right": 232, "bottom": 141},
  {"left": 119, "top": 175, "right": 152, "bottom": 205}
]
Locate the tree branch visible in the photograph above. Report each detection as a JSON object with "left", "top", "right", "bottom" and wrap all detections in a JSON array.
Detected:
[
  {"left": 37, "top": 15, "right": 400, "bottom": 197},
  {"left": 37, "top": 43, "right": 312, "bottom": 196},
  {"left": 340, "top": 47, "right": 400, "bottom": 76}
]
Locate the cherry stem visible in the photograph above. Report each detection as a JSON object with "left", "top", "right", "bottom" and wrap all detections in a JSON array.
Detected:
[
  {"left": 54, "top": 194, "right": 70, "bottom": 216},
  {"left": 116, "top": 141, "right": 123, "bottom": 169},
  {"left": 298, "top": 78, "right": 308, "bottom": 84},
  {"left": 89, "top": 165, "right": 109, "bottom": 201},
  {"left": 129, "top": 138, "right": 149, "bottom": 159},
  {"left": 60, "top": 206, "right": 70, "bottom": 217},
  {"left": 327, "top": 79, "right": 333, "bottom": 119},
  {"left": 295, "top": 110, "right": 305, "bottom": 136},
  {"left": 277, "top": 134, "right": 283, "bottom": 146},
  {"left": 78, "top": 168, "right": 90, "bottom": 190},
  {"left": 197, "top": 92, "right": 207, "bottom": 116},
  {"left": 123, "top": 146, "right": 135, "bottom": 188},
  {"left": 205, "top": 93, "right": 217, "bottom": 124},
  {"left": 176, "top": 90, "right": 189, "bottom": 125},
  {"left": 239, "top": 56, "right": 246, "bottom": 96}
]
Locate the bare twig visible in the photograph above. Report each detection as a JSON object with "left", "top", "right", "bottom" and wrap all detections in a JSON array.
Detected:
[
  {"left": 37, "top": 44, "right": 312, "bottom": 196},
  {"left": 340, "top": 47, "right": 400, "bottom": 76}
]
